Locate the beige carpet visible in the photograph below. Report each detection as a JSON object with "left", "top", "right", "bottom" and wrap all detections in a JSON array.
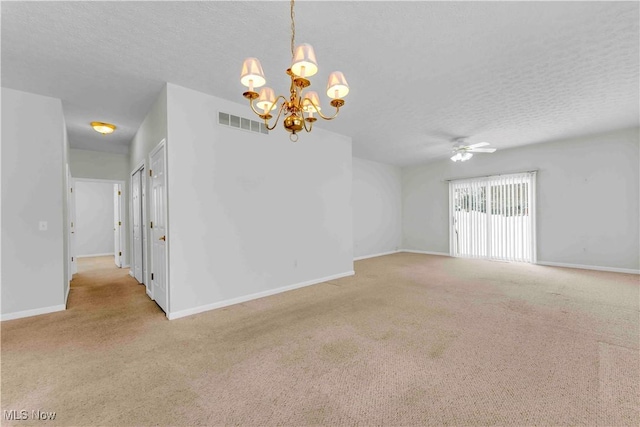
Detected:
[{"left": 1, "top": 254, "right": 638, "bottom": 426}]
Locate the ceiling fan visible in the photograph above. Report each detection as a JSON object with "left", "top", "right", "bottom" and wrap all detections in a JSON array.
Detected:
[{"left": 450, "top": 139, "right": 496, "bottom": 162}]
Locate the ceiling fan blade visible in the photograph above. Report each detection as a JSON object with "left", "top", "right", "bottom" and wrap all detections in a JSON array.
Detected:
[
  {"left": 468, "top": 148, "right": 496, "bottom": 153},
  {"left": 466, "top": 141, "right": 490, "bottom": 149}
]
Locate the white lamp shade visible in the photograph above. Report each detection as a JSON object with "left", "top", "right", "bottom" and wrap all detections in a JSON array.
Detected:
[
  {"left": 256, "top": 87, "right": 277, "bottom": 112},
  {"left": 291, "top": 43, "right": 318, "bottom": 78},
  {"left": 451, "top": 153, "right": 462, "bottom": 162},
  {"left": 302, "top": 91, "right": 321, "bottom": 112},
  {"left": 240, "top": 57, "right": 266, "bottom": 89},
  {"left": 326, "top": 71, "right": 349, "bottom": 99}
]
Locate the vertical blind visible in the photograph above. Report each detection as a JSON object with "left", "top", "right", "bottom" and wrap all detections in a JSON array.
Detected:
[{"left": 449, "top": 172, "right": 536, "bottom": 263}]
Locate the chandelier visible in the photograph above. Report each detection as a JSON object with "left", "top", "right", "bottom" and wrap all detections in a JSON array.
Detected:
[{"left": 240, "top": 0, "right": 349, "bottom": 142}]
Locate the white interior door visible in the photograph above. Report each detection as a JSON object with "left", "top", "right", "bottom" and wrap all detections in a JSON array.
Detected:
[
  {"left": 114, "top": 184, "right": 122, "bottom": 267},
  {"left": 150, "top": 143, "right": 168, "bottom": 314},
  {"left": 142, "top": 171, "right": 149, "bottom": 295},
  {"left": 132, "top": 170, "right": 143, "bottom": 282},
  {"left": 69, "top": 176, "right": 77, "bottom": 276}
]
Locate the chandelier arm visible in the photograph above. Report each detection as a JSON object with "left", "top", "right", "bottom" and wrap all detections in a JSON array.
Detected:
[
  {"left": 248, "top": 97, "right": 264, "bottom": 117},
  {"left": 302, "top": 98, "right": 342, "bottom": 121},
  {"left": 264, "top": 95, "right": 289, "bottom": 119},
  {"left": 265, "top": 102, "right": 287, "bottom": 131}
]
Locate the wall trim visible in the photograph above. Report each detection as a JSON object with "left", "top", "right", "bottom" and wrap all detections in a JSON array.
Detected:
[
  {"left": 65, "top": 284, "right": 71, "bottom": 306},
  {"left": 129, "top": 270, "right": 135, "bottom": 277},
  {"left": 168, "top": 270, "right": 355, "bottom": 320},
  {"left": 400, "top": 249, "right": 450, "bottom": 257},
  {"left": 354, "top": 250, "right": 400, "bottom": 261},
  {"left": 1, "top": 304, "right": 66, "bottom": 322},
  {"left": 537, "top": 261, "right": 639, "bottom": 275},
  {"left": 77, "top": 253, "right": 114, "bottom": 258}
]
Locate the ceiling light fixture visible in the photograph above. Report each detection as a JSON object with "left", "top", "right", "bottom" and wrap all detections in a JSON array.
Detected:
[
  {"left": 451, "top": 152, "right": 473, "bottom": 162},
  {"left": 240, "top": 0, "right": 349, "bottom": 142},
  {"left": 90, "top": 121, "right": 116, "bottom": 135}
]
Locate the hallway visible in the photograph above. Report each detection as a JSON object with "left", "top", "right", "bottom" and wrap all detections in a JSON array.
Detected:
[
  {"left": 69, "top": 256, "right": 162, "bottom": 320},
  {"left": 2, "top": 256, "right": 165, "bottom": 354}
]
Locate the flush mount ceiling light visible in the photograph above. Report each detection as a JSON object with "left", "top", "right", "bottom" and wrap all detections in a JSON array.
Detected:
[
  {"left": 90, "top": 121, "right": 116, "bottom": 135},
  {"left": 240, "top": 0, "right": 349, "bottom": 142}
]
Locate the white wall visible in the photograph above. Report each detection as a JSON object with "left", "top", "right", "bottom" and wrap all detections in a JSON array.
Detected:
[
  {"left": 70, "top": 149, "right": 130, "bottom": 181},
  {"left": 165, "top": 83, "right": 353, "bottom": 316},
  {"left": 1, "top": 88, "right": 66, "bottom": 319},
  {"left": 130, "top": 87, "right": 168, "bottom": 171},
  {"left": 75, "top": 181, "right": 115, "bottom": 257},
  {"left": 402, "top": 127, "right": 640, "bottom": 271},
  {"left": 353, "top": 157, "right": 402, "bottom": 259}
]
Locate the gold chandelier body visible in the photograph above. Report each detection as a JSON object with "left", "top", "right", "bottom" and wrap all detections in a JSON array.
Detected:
[{"left": 240, "top": 0, "right": 349, "bottom": 141}]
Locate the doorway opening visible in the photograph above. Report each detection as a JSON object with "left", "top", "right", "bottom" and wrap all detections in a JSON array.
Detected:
[
  {"left": 70, "top": 178, "right": 127, "bottom": 273},
  {"left": 449, "top": 171, "right": 536, "bottom": 263}
]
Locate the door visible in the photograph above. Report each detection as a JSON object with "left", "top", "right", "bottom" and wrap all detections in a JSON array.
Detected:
[
  {"left": 142, "top": 170, "right": 148, "bottom": 294},
  {"left": 114, "top": 184, "right": 122, "bottom": 267},
  {"left": 68, "top": 175, "right": 77, "bottom": 276},
  {"left": 132, "top": 170, "right": 143, "bottom": 283},
  {"left": 150, "top": 142, "right": 168, "bottom": 313},
  {"left": 450, "top": 172, "right": 536, "bottom": 263}
]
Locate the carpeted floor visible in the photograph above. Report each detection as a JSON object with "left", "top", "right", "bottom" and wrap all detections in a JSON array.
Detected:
[{"left": 1, "top": 253, "right": 638, "bottom": 426}]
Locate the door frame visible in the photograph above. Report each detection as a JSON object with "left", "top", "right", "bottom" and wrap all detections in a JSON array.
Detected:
[
  {"left": 148, "top": 139, "right": 170, "bottom": 317},
  {"left": 130, "top": 160, "right": 149, "bottom": 296},
  {"left": 73, "top": 177, "right": 127, "bottom": 267}
]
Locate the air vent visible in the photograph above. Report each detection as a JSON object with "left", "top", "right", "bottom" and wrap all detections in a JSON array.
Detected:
[{"left": 218, "top": 112, "right": 268, "bottom": 135}]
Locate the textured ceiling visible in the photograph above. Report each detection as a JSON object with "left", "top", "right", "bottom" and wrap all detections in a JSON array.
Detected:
[{"left": 2, "top": 1, "right": 638, "bottom": 164}]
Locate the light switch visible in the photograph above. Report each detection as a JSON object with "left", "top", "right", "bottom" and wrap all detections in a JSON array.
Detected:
[{"left": 39, "top": 221, "right": 48, "bottom": 231}]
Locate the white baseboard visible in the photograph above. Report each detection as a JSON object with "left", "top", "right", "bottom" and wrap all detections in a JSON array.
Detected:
[
  {"left": 146, "top": 288, "right": 154, "bottom": 300},
  {"left": 401, "top": 249, "right": 450, "bottom": 257},
  {"left": 65, "top": 284, "right": 71, "bottom": 306},
  {"left": 121, "top": 264, "right": 130, "bottom": 268},
  {"left": 537, "top": 261, "right": 639, "bottom": 275},
  {"left": 129, "top": 270, "right": 135, "bottom": 277},
  {"left": 1, "top": 304, "right": 66, "bottom": 321},
  {"left": 77, "top": 253, "right": 113, "bottom": 258},
  {"left": 354, "top": 250, "right": 400, "bottom": 261},
  {"left": 168, "top": 270, "right": 355, "bottom": 320}
]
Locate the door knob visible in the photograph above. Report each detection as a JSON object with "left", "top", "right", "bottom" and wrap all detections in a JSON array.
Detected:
[{"left": 159, "top": 236, "right": 166, "bottom": 241}]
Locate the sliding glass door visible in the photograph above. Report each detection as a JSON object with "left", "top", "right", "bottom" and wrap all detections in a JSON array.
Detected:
[{"left": 449, "top": 172, "right": 536, "bottom": 263}]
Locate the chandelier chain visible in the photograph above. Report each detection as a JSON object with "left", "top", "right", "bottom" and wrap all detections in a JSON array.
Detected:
[{"left": 290, "top": 0, "right": 295, "bottom": 59}]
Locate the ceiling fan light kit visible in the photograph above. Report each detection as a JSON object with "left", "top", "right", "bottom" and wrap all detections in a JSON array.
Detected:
[
  {"left": 450, "top": 139, "right": 496, "bottom": 162},
  {"left": 451, "top": 152, "right": 473, "bottom": 162},
  {"left": 240, "top": 0, "right": 349, "bottom": 142}
]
